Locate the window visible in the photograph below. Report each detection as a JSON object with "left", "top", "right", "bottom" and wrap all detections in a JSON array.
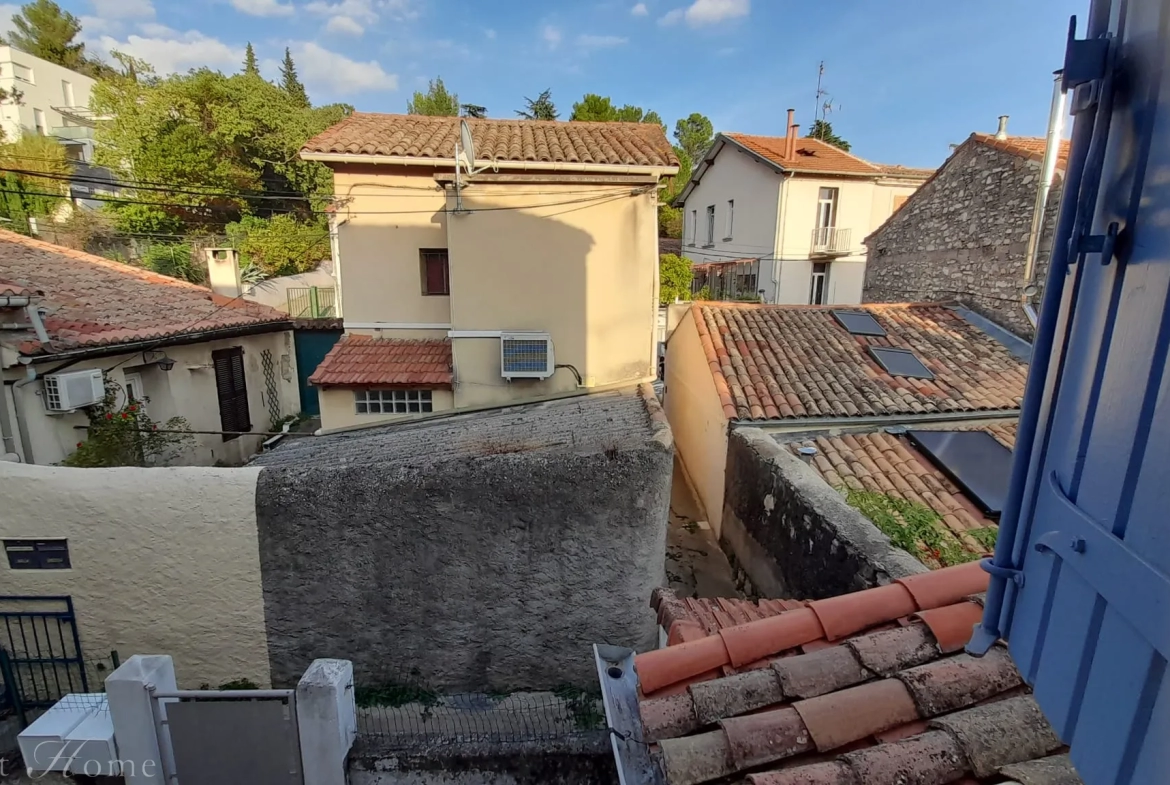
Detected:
[
  {"left": 725, "top": 199, "right": 735, "bottom": 239},
  {"left": 354, "top": 389, "right": 433, "bottom": 415},
  {"left": 815, "top": 187, "right": 839, "bottom": 229},
  {"left": 892, "top": 194, "right": 910, "bottom": 214},
  {"left": 868, "top": 346, "right": 935, "bottom": 380},
  {"left": 906, "top": 430, "right": 1012, "bottom": 517},
  {"left": 32, "top": 108, "right": 46, "bottom": 135},
  {"left": 12, "top": 63, "right": 32, "bottom": 83},
  {"left": 832, "top": 310, "right": 887, "bottom": 337},
  {"left": 124, "top": 372, "right": 147, "bottom": 415},
  {"left": 5, "top": 539, "right": 70, "bottom": 570},
  {"left": 809, "top": 262, "right": 829, "bottom": 305},
  {"left": 212, "top": 347, "right": 251, "bottom": 441},
  {"left": 705, "top": 205, "right": 715, "bottom": 245},
  {"left": 420, "top": 249, "right": 450, "bottom": 295},
  {"left": 689, "top": 210, "right": 697, "bottom": 245}
]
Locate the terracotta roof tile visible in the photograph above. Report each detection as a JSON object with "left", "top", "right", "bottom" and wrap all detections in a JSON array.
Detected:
[
  {"left": 0, "top": 231, "right": 288, "bottom": 356},
  {"left": 308, "top": 334, "right": 453, "bottom": 387},
  {"left": 726, "top": 134, "right": 899, "bottom": 177},
  {"left": 629, "top": 575, "right": 1082, "bottom": 785},
  {"left": 0, "top": 277, "right": 40, "bottom": 297},
  {"left": 971, "top": 133, "right": 1072, "bottom": 171},
  {"left": 302, "top": 113, "right": 678, "bottom": 169},
  {"left": 693, "top": 303, "right": 1027, "bottom": 422}
]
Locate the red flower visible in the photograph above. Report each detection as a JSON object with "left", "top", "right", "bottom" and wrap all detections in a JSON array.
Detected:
[
  {"left": 76, "top": 442, "right": 83, "bottom": 448},
  {"left": 106, "top": 413, "right": 113, "bottom": 420},
  {"left": 152, "top": 425, "right": 158, "bottom": 431},
  {"left": 128, "top": 404, "right": 137, "bottom": 412},
  {"left": 121, "top": 413, "right": 129, "bottom": 420}
]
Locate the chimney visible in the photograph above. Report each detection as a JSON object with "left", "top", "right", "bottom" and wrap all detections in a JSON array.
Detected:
[
  {"left": 206, "top": 248, "right": 242, "bottom": 299},
  {"left": 786, "top": 108, "right": 798, "bottom": 159},
  {"left": 995, "top": 115, "right": 1009, "bottom": 140}
]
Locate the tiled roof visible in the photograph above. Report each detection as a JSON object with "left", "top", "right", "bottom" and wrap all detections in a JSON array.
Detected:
[
  {"left": 659, "top": 237, "right": 682, "bottom": 257},
  {"left": 875, "top": 163, "right": 936, "bottom": 179},
  {"left": 630, "top": 564, "right": 1081, "bottom": 785},
  {"left": 788, "top": 423, "right": 1018, "bottom": 565},
  {"left": 971, "top": 133, "right": 1072, "bottom": 171},
  {"left": 302, "top": 113, "right": 679, "bottom": 169},
  {"left": 692, "top": 303, "right": 1028, "bottom": 421},
  {"left": 0, "top": 231, "right": 289, "bottom": 356},
  {"left": 726, "top": 134, "right": 896, "bottom": 176},
  {"left": 0, "top": 277, "right": 39, "bottom": 297},
  {"left": 308, "top": 335, "right": 453, "bottom": 387}
]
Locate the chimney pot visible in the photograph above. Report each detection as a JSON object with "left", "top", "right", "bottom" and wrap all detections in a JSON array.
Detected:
[
  {"left": 786, "top": 108, "right": 797, "bottom": 159},
  {"left": 995, "top": 115, "right": 1009, "bottom": 140}
]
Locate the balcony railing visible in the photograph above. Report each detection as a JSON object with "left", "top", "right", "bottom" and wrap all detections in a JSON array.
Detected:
[
  {"left": 810, "top": 227, "right": 852, "bottom": 257},
  {"left": 51, "top": 126, "right": 95, "bottom": 141}
]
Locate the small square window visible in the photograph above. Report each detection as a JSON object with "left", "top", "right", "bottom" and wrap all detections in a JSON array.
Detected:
[
  {"left": 869, "top": 347, "right": 934, "bottom": 380},
  {"left": 5, "top": 539, "right": 70, "bottom": 570},
  {"left": 354, "top": 389, "right": 434, "bottom": 415}
]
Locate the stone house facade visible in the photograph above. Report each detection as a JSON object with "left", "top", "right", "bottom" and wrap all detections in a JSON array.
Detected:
[{"left": 863, "top": 134, "right": 1068, "bottom": 339}]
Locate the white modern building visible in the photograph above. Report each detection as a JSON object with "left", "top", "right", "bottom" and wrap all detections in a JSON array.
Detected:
[
  {"left": 0, "top": 46, "right": 97, "bottom": 160},
  {"left": 676, "top": 111, "right": 933, "bottom": 305}
]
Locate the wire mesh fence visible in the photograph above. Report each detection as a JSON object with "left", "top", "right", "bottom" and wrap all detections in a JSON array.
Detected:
[
  {"left": 355, "top": 682, "right": 607, "bottom": 751},
  {"left": 0, "top": 653, "right": 119, "bottom": 759}
]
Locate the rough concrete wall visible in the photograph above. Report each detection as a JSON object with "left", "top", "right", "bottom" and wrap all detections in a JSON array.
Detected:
[
  {"left": 0, "top": 462, "right": 271, "bottom": 688},
  {"left": 254, "top": 434, "right": 672, "bottom": 691},
  {"left": 864, "top": 141, "right": 1063, "bottom": 340},
  {"left": 721, "top": 428, "right": 925, "bottom": 599}
]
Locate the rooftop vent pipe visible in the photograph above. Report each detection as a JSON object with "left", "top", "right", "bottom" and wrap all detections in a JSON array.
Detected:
[
  {"left": 995, "top": 115, "right": 1010, "bottom": 140},
  {"left": 785, "top": 109, "right": 798, "bottom": 159}
]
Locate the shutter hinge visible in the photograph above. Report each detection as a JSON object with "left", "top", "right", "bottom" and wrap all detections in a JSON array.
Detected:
[
  {"left": 1062, "top": 16, "right": 1111, "bottom": 114},
  {"left": 1075, "top": 221, "right": 1120, "bottom": 266},
  {"left": 980, "top": 557, "right": 1026, "bottom": 587}
]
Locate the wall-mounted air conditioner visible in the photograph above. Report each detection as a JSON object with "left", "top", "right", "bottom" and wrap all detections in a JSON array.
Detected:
[
  {"left": 43, "top": 368, "right": 104, "bottom": 412},
  {"left": 500, "top": 332, "right": 554, "bottom": 380}
]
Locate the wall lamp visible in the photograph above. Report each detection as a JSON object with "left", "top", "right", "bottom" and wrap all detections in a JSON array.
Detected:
[{"left": 142, "top": 350, "right": 176, "bottom": 372}]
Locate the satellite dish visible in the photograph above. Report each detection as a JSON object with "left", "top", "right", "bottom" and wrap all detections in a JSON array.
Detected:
[{"left": 458, "top": 119, "right": 476, "bottom": 173}]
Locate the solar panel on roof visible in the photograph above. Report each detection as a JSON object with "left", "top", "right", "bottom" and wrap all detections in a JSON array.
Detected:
[
  {"left": 906, "top": 430, "right": 1013, "bottom": 517},
  {"left": 832, "top": 310, "right": 887, "bottom": 336},
  {"left": 869, "top": 347, "right": 934, "bottom": 379}
]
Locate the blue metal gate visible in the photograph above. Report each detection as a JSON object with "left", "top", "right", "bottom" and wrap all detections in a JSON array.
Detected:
[
  {"left": 0, "top": 596, "right": 88, "bottom": 728},
  {"left": 971, "top": 3, "right": 1169, "bottom": 784}
]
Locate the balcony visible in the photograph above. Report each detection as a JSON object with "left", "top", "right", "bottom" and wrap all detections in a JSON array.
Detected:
[
  {"left": 50, "top": 125, "right": 95, "bottom": 142},
  {"left": 810, "top": 227, "right": 852, "bottom": 258}
]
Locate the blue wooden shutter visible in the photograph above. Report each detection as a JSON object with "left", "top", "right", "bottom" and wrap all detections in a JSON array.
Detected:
[{"left": 969, "top": 4, "right": 1170, "bottom": 784}]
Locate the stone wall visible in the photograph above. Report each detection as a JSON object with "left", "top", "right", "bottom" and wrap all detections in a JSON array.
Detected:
[
  {"left": 252, "top": 387, "right": 673, "bottom": 691},
  {"left": 863, "top": 139, "right": 1063, "bottom": 339},
  {"left": 720, "top": 428, "right": 926, "bottom": 599}
]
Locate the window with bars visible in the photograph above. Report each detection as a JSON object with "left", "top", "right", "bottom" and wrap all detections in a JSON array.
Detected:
[
  {"left": 420, "top": 249, "right": 450, "bottom": 295},
  {"left": 212, "top": 347, "right": 251, "bottom": 441},
  {"left": 5, "top": 539, "right": 70, "bottom": 570},
  {"left": 354, "top": 389, "right": 433, "bottom": 415}
]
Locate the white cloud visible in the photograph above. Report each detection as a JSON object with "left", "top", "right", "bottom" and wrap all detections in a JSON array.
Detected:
[
  {"left": 306, "top": 0, "right": 418, "bottom": 25},
  {"left": 326, "top": 15, "right": 365, "bottom": 34},
  {"left": 484, "top": 28, "right": 496, "bottom": 39},
  {"left": 288, "top": 41, "right": 397, "bottom": 95},
  {"left": 230, "top": 0, "right": 294, "bottom": 17},
  {"left": 541, "top": 24, "right": 562, "bottom": 50},
  {"left": 79, "top": 14, "right": 122, "bottom": 36},
  {"left": 95, "top": 30, "right": 243, "bottom": 74},
  {"left": 89, "top": 0, "right": 155, "bottom": 18},
  {"left": 136, "top": 21, "right": 177, "bottom": 37},
  {"left": 630, "top": 2, "right": 648, "bottom": 15},
  {"left": 659, "top": 0, "right": 749, "bottom": 27},
  {"left": 577, "top": 34, "right": 627, "bottom": 49}
]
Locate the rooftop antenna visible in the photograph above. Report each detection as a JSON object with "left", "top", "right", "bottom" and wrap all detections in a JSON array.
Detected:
[
  {"left": 454, "top": 118, "right": 491, "bottom": 214},
  {"left": 812, "top": 61, "right": 829, "bottom": 140}
]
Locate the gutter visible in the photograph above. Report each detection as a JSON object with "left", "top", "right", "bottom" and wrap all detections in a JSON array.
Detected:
[
  {"left": 300, "top": 151, "right": 679, "bottom": 178},
  {"left": 732, "top": 408, "right": 1022, "bottom": 432},
  {"left": 23, "top": 320, "right": 294, "bottom": 365}
]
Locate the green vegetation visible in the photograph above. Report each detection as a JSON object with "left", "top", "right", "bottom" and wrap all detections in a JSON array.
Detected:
[
  {"left": 809, "top": 119, "right": 851, "bottom": 151},
  {"left": 407, "top": 76, "right": 461, "bottom": 116},
  {"left": 2, "top": 0, "right": 111, "bottom": 77},
  {"left": 552, "top": 685, "right": 605, "bottom": 731},
  {"left": 355, "top": 683, "right": 441, "bottom": 708},
  {"left": 841, "top": 487, "right": 986, "bottom": 569},
  {"left": 569, "top": 93, "right": 663, "bottom": 129},
  {"left": 62, "top": 381, "right": 194, "bottom": 468},
  {"left": 0, "top": 133, "right": 72, "bottom": 231},
  {"left": 225, "top": 214, "right": 330, "bottom": 277},
  {"left": 516, "top": 89, "right": 558, "bottom": 120},
  {"left": 659, "top": 253, "right": 694, "bottom": 304}
]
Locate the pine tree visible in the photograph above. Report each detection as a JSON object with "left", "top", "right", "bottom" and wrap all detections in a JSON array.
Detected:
[
  {"left": 406, "top": 77, "right": 460, "bottom": 116},
  {"left": 243, "top": 42, "right": 259, "bottom": 76},
  {"left": 4, "top": 0, "right": 85, "bottom": 70},
  {"left": 516, "top": 89, "right": 558, "bottom": 121},
  {"left": 280, "top": 48, "right": 309, "bottom": 107},
  {"left": 809, "top": 119, "right": 851, "bottom": 151}
]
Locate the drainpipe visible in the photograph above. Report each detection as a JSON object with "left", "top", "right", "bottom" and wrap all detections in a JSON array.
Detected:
[
  {"left": 1021, "top": 72, "right": 1068, "bottom": 328},
  {"left": 9, "top": 364, "right": 37, "bottom": 463},
  {"left": 772, "top": 172, "right": 794, "bottom": 303}
]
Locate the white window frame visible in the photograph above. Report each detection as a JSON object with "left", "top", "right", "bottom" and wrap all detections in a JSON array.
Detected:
[
  {"left": 705, "top": 205, "right": 715, "bottom": 245},
  {"left": 689, "top": 209, "right": 697, "bottom": 245},
  {"left": 725, "top": 199, "right": 734, "bottom": 240},
  {"left": 124, "top": 372, "right": 146, "bottom": 415},
  {"left": 32, "top": 108, "right": 46, "bottom": 135},
  {"left": 354, "top": 389, "right": 433, "bottom": 415},
  {"left": 809, "top": 262, "right": 829, "bottom": 305},
  {"left": 12, "top": 63, "right": 33, "bottom": 83},
  {"left": 61, "top": 79, "right": 74, "bottom": 106}
]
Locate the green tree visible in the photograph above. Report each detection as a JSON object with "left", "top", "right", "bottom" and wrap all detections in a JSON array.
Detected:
[
  {"left": 570, "top": 94, "right": 664, "bottom": 130},
  {"left": 5, "top": 0, "right": 83, "bottom": 68},
  {"left": 0, "top": 133, "right": 72, "bottom": 232},
  {"left": 516, "top": 89, "right": 557, "bottom": 121},
  {"left": 659, "top": 253, "right": 693, "bottom": 304},
  {"left": 226, "top": 214, "right": 330, "bottom": 277},
  {"left": 809, "top": 119, "right": 851, "bottom": 151},
  {"left": 407, "top": 77, "right": 460, "bottom": 116},
  {"left": 243, "top": 42, "right": 259, "bottom": 76},
  {"left": 62, "top": 380, "right": 193, "bottom": 468},
  {"left": 280, "top": 48, "right": 309, "bottom": 107},
  {"left": 674, "top": 113, "right": 713, "bottom": 165},
  {"left": 460, "top": 103, "right": 486, "bottom": 118}
]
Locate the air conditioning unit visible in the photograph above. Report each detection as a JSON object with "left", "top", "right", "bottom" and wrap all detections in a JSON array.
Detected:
[
  {"left": 500, "top": 332, "right": 554, "bottom": 380},
  {"left": 43, "top": 368, "right": 105, "bottom": 412}
]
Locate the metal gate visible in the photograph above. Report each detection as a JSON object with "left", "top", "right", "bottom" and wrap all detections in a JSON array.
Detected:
[
  {"left": 293, "top": 327, "right": 343, "bottom": 416},
  {"left": 149, "top": 687, "right": 303, "bottom": 785},
  {"left": 0, "top": 596, "right": 88, "bottom": 728}
]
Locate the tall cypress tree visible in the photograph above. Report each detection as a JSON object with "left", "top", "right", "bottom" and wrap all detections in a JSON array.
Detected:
[
  {"left": 280, "top": 48, "right": 309, "bottom": 107},
  {"left": 243, "top": 42, "right": 259, "bottom": 76}
]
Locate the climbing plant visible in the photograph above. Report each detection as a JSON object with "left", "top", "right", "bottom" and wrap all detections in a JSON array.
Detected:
[{"left": 62, "top": 380, "right": 194, "bottom": 467}]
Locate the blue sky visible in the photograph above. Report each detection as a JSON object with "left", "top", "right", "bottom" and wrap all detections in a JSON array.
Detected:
[{"left": 31, "top": 0, "right": 1083, "bottom": 167}]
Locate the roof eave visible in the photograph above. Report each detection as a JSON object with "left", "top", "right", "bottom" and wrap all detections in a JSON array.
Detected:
[
  {"left": 730, "top": 408, "right": 1024, "bottom": 430},
  {"left": 300, "top": 151, "right": 678, "bottom": 178},
  {"left": 22, "top": 319, "right": 295, "bottom": 364}
]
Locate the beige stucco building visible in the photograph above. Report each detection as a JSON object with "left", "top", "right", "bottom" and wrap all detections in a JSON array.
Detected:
[
  {"left": 677, "top": 111, "right": 933, "bottom": 305},
  {"left": 0, "top": 231, "right": 301, "bottom": 466},
  {"left": 300, "top": 113, "right": 678, "bottom": 430}
]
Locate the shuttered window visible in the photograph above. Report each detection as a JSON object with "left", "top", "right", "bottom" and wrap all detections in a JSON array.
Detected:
[
  {"left": 420, "top": 249, "right": 450, "bottom": 295},
  {"left": 212, "top": 347, "right": 251, "bottom": 441}
]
